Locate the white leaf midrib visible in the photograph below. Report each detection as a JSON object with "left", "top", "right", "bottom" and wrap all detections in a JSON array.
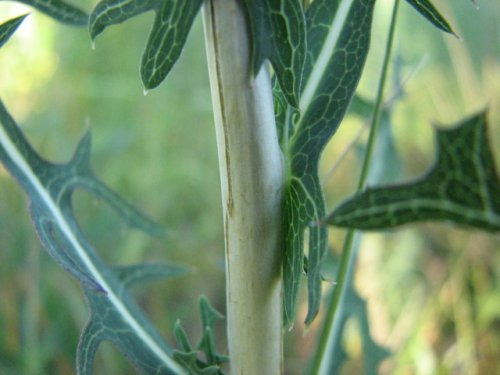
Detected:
[
  {"left": 0, "top": 126, "right": 186, "bottom": 374},
  {"left": 299, "top": 0, "right": 355, "bottom": 114}
]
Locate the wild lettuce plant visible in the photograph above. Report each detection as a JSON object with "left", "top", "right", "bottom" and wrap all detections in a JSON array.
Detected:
[{"left": 0, "top": 0, "right": 497, "bottom": 374}]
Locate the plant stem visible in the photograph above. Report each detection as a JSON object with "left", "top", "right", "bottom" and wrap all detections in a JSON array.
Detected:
[
  {"left": 202, "top": 1, "right": 284, "bottom": 374},
  {"left": 310, "top": 0, "right": 400, "bottom": 373}
]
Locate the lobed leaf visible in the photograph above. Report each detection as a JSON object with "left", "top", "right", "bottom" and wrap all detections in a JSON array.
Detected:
[
  {"left": 326, "top": 283, "right": 390, "bottom": 375},
  {"left": 0, "top": 100, "right": 187, "bottom": 374},
  {"left": 0, "top": 14, "right": 28, "bottom": 48},
  {"left": 320, "top": 243, "right": 389, "bottom": 374},
  {"left": 174, "top": 296, "right": 227, "bottom": 375},
  {"left": 404, "top": 0, "right": 456, "bottom": 36},
  {"left": 280, "top": 0, "right": 376, "bottom": 328},
  {"left": 325, "top": 111, "right": 500, "bottom": 232},
  {"left": 242, "top": 0, "right": 306, "bottom": 107},
  {"left": 3, "top": 0, "right": 88, "bottom": 25},
  {"left": 90, "top": 0, "right": 204, "bottom": 90}
]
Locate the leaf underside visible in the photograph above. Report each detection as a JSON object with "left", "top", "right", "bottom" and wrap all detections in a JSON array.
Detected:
[
  {"left": 278, "top": 0, "right": 376, "bottom": 327},
  {"left": 4, "top": 0, "right": 89, "bottom": 25},
  {"left": 0, "top": 100, "right": 187, "bottom": 374},
  {"left": 326, "top": 111, "right": 500, "bottom": 232},
  {"left": 89, "top": 0, "right": 204, "bottom": 90}
]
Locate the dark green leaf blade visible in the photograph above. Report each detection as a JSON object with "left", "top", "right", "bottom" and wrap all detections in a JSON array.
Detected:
[
  {"left": 404, "top": 0, "right": 456, "bottom": 36},
  {"left": 8, "top": 0, "right": 88, "bottom": 25},
  {"left": 242, "top": 0, "right": 306, "bottom": 107},
  {"left": 140, "top": 0, "right": 204, "bottom": 90},
  {"left": 282, "top": 0, "right": 376, "bottom": 328},
  {"left": 89, "top": 0, "right": 158, "bottom": 41},
  {"left": 326, "top": 111, "right": 500, "bottom": 232},
  {"left": 90, "top": 0, "right": 204, "bottom": 90},
  {"left": 0, "top": 14, "right": 28, "bottom": 48}
]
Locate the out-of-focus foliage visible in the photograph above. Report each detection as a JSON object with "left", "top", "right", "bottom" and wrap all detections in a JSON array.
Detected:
[{"left": 0, "top": 0, "right": 498, "bottom": 374}]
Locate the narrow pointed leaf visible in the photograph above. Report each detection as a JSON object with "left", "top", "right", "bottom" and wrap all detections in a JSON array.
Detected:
[
  {"left": 89, "top": 0, "right": 159, "bottom": 40},
  {"left": 90, "top": 0, "right": 204, "bottom": 90},
  {"left": 70, "top": 131, "right": 167, "bottom": 237},
  {"left": 280, "top": 0, "right": 376, "bottom": 327},
  {"left": 199, "top": 296, "right": 224, "bottom": 328},
  {"left": 6, "top": 0, "right": 88, "bottom": 25},
  {"left": 115, "top": 263, "right": 187, "bottom": 289},
  {"left": 174, "top": 296, "right": 227, "bottom": 374},
  {"left": 242, "top": 0, "right": 306, "bottom": 107},
  {"left": 326, "top": 111, "right": 500, "bottom": 232},
  {"left": 326, "top": 284, "right": 390, "bottom": 374},
  {"left": 404, "top": 0, "right": 456, "bottom": 36},
  {"left": 0, "top": 14, "right": 28, "bottom": 48},
  {"left": 0, "top": 100, "right": 186, "bottom": 374},
  {"left": 174, "top": 321, "right": 194, "bottom": 352},
  {"left": 140, "top": 0, "right": 203, "bottom": 89}
]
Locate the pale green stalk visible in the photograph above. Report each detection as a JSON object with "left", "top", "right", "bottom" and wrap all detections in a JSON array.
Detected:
[
  {"left": 202, "top": 0, "right": 284, "bottom": 373},
  {"left": 311, "top": 0, "right": 400, "bottom": 373}
]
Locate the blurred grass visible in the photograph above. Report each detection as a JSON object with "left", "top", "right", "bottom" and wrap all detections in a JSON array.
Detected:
[{"left": 0, "top": 1, "right": 498, "bottom": 374}]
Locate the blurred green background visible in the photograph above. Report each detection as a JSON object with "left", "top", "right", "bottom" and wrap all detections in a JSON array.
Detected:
[{"left": 0, "top": 1, "right": 498, "bottom": 374}]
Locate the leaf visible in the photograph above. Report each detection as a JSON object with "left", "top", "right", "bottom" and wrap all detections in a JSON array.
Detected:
[
  {"left": 242, "top": 0, "right": 306, "bottom": 107},
  {"left": 174, "top": 296, "right": 227, "bottom": 375},
  {"left": 404, "top": 0, "right": 457, "bottom": 36},
  {"left": 5, "top": 0, "right": 88, "bottom": 26},
  {"left": 89, "top": 0, "right": 204, "bottom": 90},
  {"left": 0, "top": 100, "right": 187, "bottom": 374},
  {"left": 325, "top": 111, "right": 500, "bottom": 232},
  {"left": 326, "top": 284, "right": 390, "bottom": 375},
  {"left": 280, "top": 0, "right": 376, "bottom": 328},
  {"left": 318, "top": 235, "right": 389, "bottom": 374},
  {"left": 0, "top": 14, "right": 28, "bottom": 49}
]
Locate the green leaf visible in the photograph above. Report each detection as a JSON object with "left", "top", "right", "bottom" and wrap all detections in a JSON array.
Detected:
[
  {"left": 327, "top": 285, "right": 390, "bottom": 375},
  {"left": 317, "top": 235, "right": 389, "bottom": 374},
  {"left": 174, "top": 321, "right": 194, "bottom": 353},
  {"left": 0, "top": 100, "right": 187, "bottom": 375},
  {"left": 0, "top": 14, "right": 28, "bottom": 48},
  {"left": 280, "top": 0, "right": 376, "bottom": 328},
  {"left": 89, "top": 0, "right": 158, "bottom": 39},
  {"left": 115, "top": 263, "right": 188, "bottom": 290},
  {"left": 242, "top": 0, "right": 306, "bottom": 107},
  {"left": 90, "top": 0, "right": 204, "bottom": 90},
  {"left": 404, "top": 0, "right": 457, "bottom": 36},
  {"left": 174, "top": 296, "right": 227, "bottom": 375},
  {"left": 5, "top": 0, "right": 88, "bottom": 26},
  {"left": 326, "top": 111, "right": 500, "bottom": 232}
]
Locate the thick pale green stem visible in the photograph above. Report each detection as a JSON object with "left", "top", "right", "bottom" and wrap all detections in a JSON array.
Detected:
[{"left": 202, "top": 1, "right": 284, "bottom": 374}]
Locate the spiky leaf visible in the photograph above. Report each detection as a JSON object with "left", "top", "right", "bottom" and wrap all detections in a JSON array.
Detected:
[
  {"left": 0, "top": 14, "right": 28, "bottom": 48},
  {"left": 0, "top": 100, "right": 187, "bottom": 375},
  {"left": 174, "top": 296, "right": 227, "bottom": 375},
  {"left": 4, "top": 0, "right": 88, "bottom": 25},
  {"left": 326, "top": 111, "right": 500, "bottom": 232},
  {"left": 242, "top": 0, "right": 306, "bottom": 107},
  {"left": 89, "top": 0, "right": 204, "bottom": 90},
  {"left": 280, "top": 0, "right": 375, "bottom": 328},
  {"left": 404, "top": 0, "right": 456, "bottom": 36}
]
